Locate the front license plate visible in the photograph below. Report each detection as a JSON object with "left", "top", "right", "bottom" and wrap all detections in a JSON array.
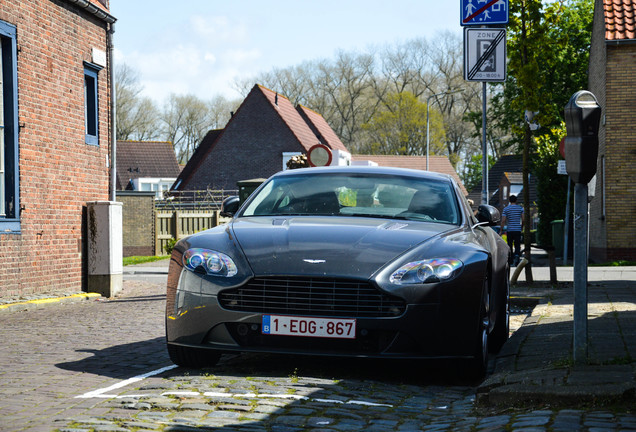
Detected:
[{"left": 262, "top": 315, "right": 356, "bottom": 339}]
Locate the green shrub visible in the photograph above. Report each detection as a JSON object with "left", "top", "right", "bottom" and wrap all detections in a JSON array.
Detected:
[{"left": 165, "top": 237, "right": 177, "bottom": 255}]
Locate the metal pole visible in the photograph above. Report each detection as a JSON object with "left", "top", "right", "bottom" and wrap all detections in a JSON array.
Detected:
[
  {"left": 481, "top": 82, "right": 488, "bottom": 205},
  {"left": 426, "top": 101, "right": 430, "bottom": 171},
  {"left": 573, "top": 182, "right": 588, "bottom": 364},
  {"left": 108, "top": 23, "right": 117, "bottom": 202},
  {"left": 563, "top": 177, "right": 571, "bottom": 264}
]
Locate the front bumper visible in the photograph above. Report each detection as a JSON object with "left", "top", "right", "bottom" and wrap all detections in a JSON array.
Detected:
[{"left": 166, "top": 266, "right": 484, "bottom": 360}]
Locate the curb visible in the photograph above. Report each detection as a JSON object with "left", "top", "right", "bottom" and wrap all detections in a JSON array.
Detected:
[
  {"left": 0, "top": 292, "right": 103, "bottom": 313},
  {"left": 477, "top": 380, "right": 636, "bottom": 408}
]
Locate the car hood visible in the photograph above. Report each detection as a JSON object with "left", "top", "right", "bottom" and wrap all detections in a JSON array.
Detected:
[{"left": 230, "top": 216, "right": 455, "bottom": 278}]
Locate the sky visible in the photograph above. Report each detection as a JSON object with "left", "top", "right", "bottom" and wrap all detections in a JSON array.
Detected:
[{"left": 110, "top": 1, "right": 463, "bottom": 104}]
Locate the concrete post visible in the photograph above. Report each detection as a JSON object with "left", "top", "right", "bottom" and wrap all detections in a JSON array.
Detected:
[{"left": 87, "top": 201, "right": 123, "bottom": 297}]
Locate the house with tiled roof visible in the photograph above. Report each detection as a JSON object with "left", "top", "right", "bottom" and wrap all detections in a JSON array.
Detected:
[
  {"left": 174, "top": 85, "right": 351, "bottom": 191},
  {"left": 588, "top": 0, "right": 636, "bottom": 261},
  {"left": 116, "top": 141, "right": 181, "bottom": 198},
  {"left": 351, "top": 154, "right": 467, "bottom": 196},
  {"left": 466, "top": 155, "right": 537, "bottom": 223}
]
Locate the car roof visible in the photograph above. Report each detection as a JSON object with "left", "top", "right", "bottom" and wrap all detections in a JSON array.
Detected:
[{"left": 273, "top": 165, "right": 455, "bottom": 183}]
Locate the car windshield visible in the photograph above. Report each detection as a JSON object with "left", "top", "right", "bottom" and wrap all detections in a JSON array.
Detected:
[{"left": 241, "top": 172, "right": 461, "bottom": 225}]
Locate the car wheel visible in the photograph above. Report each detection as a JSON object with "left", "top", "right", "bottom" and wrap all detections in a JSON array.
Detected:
[
  {"left": 489, "top": 264, "right": 510, "bottom": 352},
  {"left": 462, "top": 275, "right": 490, "bottom": 381},
  {"left": 167, "top": 343, "right": 221, "bottom": 368}
]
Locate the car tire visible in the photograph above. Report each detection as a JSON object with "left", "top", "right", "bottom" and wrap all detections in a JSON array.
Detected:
[
  {"left": 167, "top": 344, "right": 221, "bottom": 368},
  {"left": 489, "top": 265, "right": 510, "bottom": 353},
  {"left": 461, "top": 275, "right": 490, "bottom": 381}
]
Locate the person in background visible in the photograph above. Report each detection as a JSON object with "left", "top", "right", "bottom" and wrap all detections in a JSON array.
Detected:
[{"left": 501, "top": 194, "right": 524, "bottom": 265}]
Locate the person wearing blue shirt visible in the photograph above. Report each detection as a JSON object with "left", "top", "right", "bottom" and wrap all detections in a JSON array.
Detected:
[{"left": 501, "top": 194, "right": 524, "bottom": 265}]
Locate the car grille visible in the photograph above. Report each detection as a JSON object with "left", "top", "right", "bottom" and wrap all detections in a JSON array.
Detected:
[{"left": 218, "top": 277, "right": 406, "bottom": 318}]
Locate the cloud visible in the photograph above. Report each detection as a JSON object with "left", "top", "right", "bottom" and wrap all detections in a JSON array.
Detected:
[
  {"left": 114, "top": 12, "right": 263, "bottom": 102},
  {"left": 189, "top": 15, "right": 249, "bottom": 44}
]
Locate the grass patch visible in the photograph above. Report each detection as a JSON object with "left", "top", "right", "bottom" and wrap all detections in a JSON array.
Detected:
[
  {"left": 123, "top": 256, "right": 167, "bottom": 266},
  {"left": 590, "top": 260, "right": 636, "bottom": 267}
]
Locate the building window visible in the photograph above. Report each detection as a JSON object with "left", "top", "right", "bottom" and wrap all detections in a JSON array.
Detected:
[
  {"left": 84, "top": 63, "right": 100, "bottom": 145},
  {"left": 0, "top": 20, "right": 19, "bottom": 232}
]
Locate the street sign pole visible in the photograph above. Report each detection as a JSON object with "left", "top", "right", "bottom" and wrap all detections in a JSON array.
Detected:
[
  {"left": 462, "top": 0, "right": 508, "bottom": 205},
  {"left": 481, "top": 82, "right": 488, "bottom": 205}
]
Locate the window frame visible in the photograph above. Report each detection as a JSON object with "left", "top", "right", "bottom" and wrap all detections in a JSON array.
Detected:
[
  {"left": 83, "top": 62, "right": 101, "bottom": 146},
  {"left": 0, "top": 20, "right": 19, "bottom": 233}
]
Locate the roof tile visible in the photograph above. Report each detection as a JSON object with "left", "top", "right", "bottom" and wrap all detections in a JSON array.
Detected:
[
  {"left": 116, "top": 141, "right": 180, "bottom": 190},
  {"left": 257, "top": 85, "right": 322, "bottom": 152},
  {"left": 604, "top": 0, "right": 636, "bottom": 41}
]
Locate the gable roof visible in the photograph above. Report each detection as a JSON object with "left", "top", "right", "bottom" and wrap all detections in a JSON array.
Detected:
[
  {"left": 116, "top": 141, "right": 180, "bottom": 190},
  {"left": 258, "top": 85, "right": 327, "bottom": 152},
  {"left": 174, "top": 85, "right": 350, "bottom": 191},
  {"left": 172, "top": 129, "right": 223, "bottom": 190},
  {"left": 296, "top": 105, "right": 348, "bottom": 152},
  {"left": 351, "top": 154, "right": 467, "bottom": 195},
  {"left": 603, "top": 0, "right": 636, "bottom": 41}
]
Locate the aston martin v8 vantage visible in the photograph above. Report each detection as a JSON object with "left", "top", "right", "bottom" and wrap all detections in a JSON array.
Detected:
[{"left": 166, "top": 166, "right": 510, "bottom": 378}]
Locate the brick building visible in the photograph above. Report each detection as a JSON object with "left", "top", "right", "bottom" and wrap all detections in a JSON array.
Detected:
[
  {"left": 174, "top": 85, "right": 351, "bottom": 192},
  {"left": 588, "top": 0, "right": 636, "bottom": 261},
  {"left": 0, "top": 1, "right": 115, "bottom": 297}
]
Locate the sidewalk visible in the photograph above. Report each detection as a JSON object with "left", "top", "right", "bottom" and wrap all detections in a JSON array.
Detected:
[
  {"left": 479, "top": 260, "right": 636, "bottom": 407},
  {"left": 0, "top": 259, "right": 170, "bottom": 312}
]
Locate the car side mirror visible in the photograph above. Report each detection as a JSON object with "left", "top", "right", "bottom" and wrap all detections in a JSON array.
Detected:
[
  {"left": 220, "top": 196, "right": 240, "bottom": 218},
  {"left": 476, "top": 204, "right": 501, "bottom": 226}
]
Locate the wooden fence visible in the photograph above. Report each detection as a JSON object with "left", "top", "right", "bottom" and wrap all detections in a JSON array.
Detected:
[{"left": 155, "top": 209, "right": 232, "bottom": 255}]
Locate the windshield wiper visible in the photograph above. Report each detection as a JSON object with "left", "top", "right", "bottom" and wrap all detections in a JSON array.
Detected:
[{"left": 342, "top": 213, "right": 412, "bottom": 221}]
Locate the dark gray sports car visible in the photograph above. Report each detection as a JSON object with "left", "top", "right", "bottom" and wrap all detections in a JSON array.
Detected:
[{"left": 166, "top": 166, "right": 510, "bottom": 378}]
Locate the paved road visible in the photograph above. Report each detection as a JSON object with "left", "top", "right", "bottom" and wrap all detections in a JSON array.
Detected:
[
  {"left": 1, "top": 265, "right": 635, "bottom": 431},
  {"left": 0, "top": 280, "right": 170, "bottom": 432}
]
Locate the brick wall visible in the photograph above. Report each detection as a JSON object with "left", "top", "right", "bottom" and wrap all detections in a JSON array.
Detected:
[
  {"left": 603, "top": 43, "right": 636, "bottom": 261},
  {"left": 588, "top": 0, "right": 636, "bottom": 262},
  {"left": 588, "top": 0, "right": 608, "bottom": 261},
  {"left": 184, "top": 89, "right": 303, "bottom": 190},
  {"left": 116, "top": 192, "right": 155, "bottom": 257},
  {"left": 0, "top": 1, "right": 112, "bottom": 297}
]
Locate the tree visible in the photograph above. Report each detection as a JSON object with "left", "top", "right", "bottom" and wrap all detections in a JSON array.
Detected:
[
  {"left": 115, "top": 64, "right": 161, "bottom": 141},
  {"left": 462, "top": 154, "right": 497, "bottom": 193},
  {"left": 361, "top": 91, "right": 445, "bottom": 156},
  {"left": 162, "top": 94, "right": 213, "bottom": 163},
  {"left": 501, "top": 0, "right": 593, "bottom": 280}
]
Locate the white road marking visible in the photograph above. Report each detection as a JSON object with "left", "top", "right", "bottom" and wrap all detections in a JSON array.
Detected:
[
  {"left": 75, "top": 366, "right": 393, "bottom": 408},
  {"left": 200, "top": 391, "right": 393, "bottom": 407},
  {"left": 75, "top": 365, "right": 178, "bottom": 399}
]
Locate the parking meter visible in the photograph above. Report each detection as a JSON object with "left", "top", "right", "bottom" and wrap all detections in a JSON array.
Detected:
[
  {"left": 564, "top": 90, "right": 602, "bottom": 365},
  {"left": 564, "top": 91, "right": 602, "bottom": 184}
]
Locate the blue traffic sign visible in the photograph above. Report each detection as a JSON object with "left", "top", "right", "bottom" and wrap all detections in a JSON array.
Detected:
[{"left": 461, "top": 0, "right": 509, "bottom": 26}]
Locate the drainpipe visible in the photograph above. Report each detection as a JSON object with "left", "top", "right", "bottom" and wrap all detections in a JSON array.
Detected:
[{"left": 108, "top": 22, "right": 116, "bottom": 201}]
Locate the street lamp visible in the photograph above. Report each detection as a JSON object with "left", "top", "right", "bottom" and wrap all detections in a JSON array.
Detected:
[{"left": 426, "top": 89, "right": 463, "bottom": 171}]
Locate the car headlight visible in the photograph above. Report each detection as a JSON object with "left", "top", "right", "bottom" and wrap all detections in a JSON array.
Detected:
[
  {"left": 390, "top": 258, "right": 463, "bottom": 284},
  {"left": 183, "top": 248, "right": 238, "bottom": 277}
]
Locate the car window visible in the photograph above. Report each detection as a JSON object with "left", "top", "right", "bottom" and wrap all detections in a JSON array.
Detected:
[{"left": 241, "top": 172, "right": 460, "bottom": 224}]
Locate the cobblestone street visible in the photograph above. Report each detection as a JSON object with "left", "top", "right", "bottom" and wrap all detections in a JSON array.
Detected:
[{"left": 1, "top": 276, "right": 635, "bottom": 431}]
